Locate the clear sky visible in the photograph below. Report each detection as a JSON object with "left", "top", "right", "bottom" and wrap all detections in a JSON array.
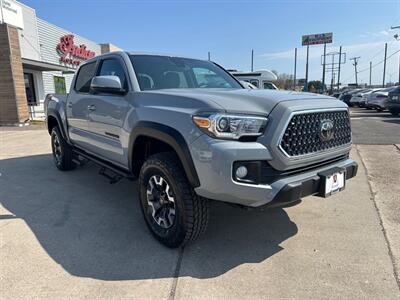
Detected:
[{"left": 20, "top": 0, "right": 400, "bottom": 86}]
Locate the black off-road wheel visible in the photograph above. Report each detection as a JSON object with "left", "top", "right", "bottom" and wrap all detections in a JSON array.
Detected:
[
  {"left": 139, "top": 152, "right": 209, "bottom": 248},
  {"left": 51, "top": 127, "right": 76, "bottom": 171}
]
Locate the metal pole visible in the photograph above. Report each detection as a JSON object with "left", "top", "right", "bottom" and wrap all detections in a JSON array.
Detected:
[
  {"left": 350, "top": 57, "right": 359, "bottom": 86},
  {"left": 251, "top": 49, "right": 254, "bottom": 72},
  {"left": 294, "top": 48, "right": 297, "bottom": 90},
  {"left": 331, "top": 53, "right": 334, "bottom": 93},
  {"left": 208, "top": 51, "right": 210, "bottom": 61},
  {"left": 398, "top": 53, "right": 400, "bottom": 85},
  {"left": 337, "top": 46, "right": 342, "bottom": 91},
  {"left": 383, "top": 43, "right": 387, "bottom": 87},
  {"left": 305, "top": 45, "right": 309, "bottom": 91},
  {"left": 322, "top": 43, "right": 326, "bottom": 93},
  {"left": 369, "top": 61, "right": 372, "bottom": 87}
]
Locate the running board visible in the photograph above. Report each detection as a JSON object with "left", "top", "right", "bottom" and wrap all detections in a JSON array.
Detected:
[
  {"left": 99, "top": 167, "right": 123, "bottom": 184},
  {"left": 72, "top": 148, "right": 136, "bottom": 184}
]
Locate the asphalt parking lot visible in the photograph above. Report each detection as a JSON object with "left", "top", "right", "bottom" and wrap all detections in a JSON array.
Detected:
[{"left": 1, "top": 109, "right": 399, "bottom": 299}]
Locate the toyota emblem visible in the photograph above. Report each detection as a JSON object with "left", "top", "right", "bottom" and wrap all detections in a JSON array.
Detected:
[{"left": 319, "top": 120, "right": 334, "bottom": 142}]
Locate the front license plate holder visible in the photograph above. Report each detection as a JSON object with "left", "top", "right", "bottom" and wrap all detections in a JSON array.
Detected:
[{"left": 318, "top": 167, "right": 346, "bottom": 198}]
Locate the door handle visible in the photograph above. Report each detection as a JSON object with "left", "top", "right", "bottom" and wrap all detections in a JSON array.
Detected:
[
  {"left": 87, "top": 105, "right": 96, "bottom": 111},
  {"left": 67, "top": 102, "right": 72, "bottom": 108}
]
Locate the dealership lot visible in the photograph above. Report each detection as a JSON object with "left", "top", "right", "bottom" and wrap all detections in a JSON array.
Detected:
[{"left": 0, "top": 111, "right": 399, "bottom": 299}]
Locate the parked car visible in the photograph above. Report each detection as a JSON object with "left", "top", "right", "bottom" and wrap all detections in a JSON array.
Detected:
[
  {"left": 339, "top": 89, "right": 361, "bottom": 106},
  {"left": 44, "top": 52, "right": 357, "bottom": 248},
  {"left": 349, "top": 89, "right": 370, "bottom": 107},
  {"left": 386, "top": 86, "right": 400, "bottom": 116},
  {"left": 366, "top": 87, "right": 397, "bottom": 111},
  {"left": 240, "top": 80, "right": 258, "bottom": 89},
  {"left": 360, "top": 89, "right": 382, "bottom": 109}
]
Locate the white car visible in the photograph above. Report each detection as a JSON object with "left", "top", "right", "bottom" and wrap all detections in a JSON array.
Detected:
[
  {"left": 349, "top": 89, "right": 371, "bottom": 107},
  {"left": 360, "top": 89, "right": 383, "bottom": 109},
  {"left": 366, "top": 87, "right": 397, "bottom": 111}
]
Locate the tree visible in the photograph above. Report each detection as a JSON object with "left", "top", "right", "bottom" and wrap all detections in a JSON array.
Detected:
[
  {"left": 307, "top": 80, "right": 325, "bottom": 93},
  {"left": 275, "top": 73, "right": 294, "bottom": 90}
]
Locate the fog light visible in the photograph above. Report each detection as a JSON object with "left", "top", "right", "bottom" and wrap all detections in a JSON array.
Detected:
[{"left": 235, "top": 166, "right": 248, "bottom": 179}]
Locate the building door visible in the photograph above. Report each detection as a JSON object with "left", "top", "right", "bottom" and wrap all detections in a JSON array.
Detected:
[{"left": 24, "top": 73, "right": 37, "bottom": 105}]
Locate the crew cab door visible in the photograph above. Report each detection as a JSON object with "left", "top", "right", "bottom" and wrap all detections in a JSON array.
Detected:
[
  {"left": 66, "top": 61, "right": 98, "bottom": 148},
  {"left": 84, "top": 57, "right": 131, "bottom": 167}
]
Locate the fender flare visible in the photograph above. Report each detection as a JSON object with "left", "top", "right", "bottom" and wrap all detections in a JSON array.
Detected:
[
  {"left": 129, "top": 121, "right": 200, "bottom": 188},
  {"left": 46, "top": 108, "right": 68, "bottom": 141}
]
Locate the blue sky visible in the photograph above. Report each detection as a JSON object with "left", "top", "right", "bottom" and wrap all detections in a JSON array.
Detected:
[{"left": 21, "top": 0, "right": 400, "bottom": 85}]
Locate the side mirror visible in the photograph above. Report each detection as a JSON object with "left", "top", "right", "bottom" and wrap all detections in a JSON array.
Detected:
[{"left": 90, "top": 75, "right": 126, "bottom": 95}]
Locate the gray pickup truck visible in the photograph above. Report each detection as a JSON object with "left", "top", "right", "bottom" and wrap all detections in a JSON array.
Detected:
[{"left": 45, "top": 51, "right": 357, "bottom": 248}]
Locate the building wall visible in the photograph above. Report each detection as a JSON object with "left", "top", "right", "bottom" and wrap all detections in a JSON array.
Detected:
[
  {"left": 24, "top": 18, "right": 102, "bottom": 119},
  {"left": 0, "top": 23, "right": 29, "bottom": 124},
  {"left": 100, "top": 43, "right": 122, "bottom": 54},
  {"left": 37, "top": 18, "right": 101, "bottom": 67}
]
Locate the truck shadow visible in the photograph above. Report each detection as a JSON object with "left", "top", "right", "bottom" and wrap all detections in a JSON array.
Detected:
[{"left": 0, "top": 154, "right": 298, "bottom": 280}]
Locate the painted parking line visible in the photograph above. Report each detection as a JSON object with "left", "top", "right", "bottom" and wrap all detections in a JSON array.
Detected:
[{"left": 351, "top": 117, "right": 399, "bottom": 120}]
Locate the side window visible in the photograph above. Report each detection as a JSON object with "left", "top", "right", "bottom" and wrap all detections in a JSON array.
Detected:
[
  {"left": 75, "top": 62, "right": 97, "bottom": 93},
  {"left": 250, "top": 79, "right": 259, "bottom": 88},
  {"left": 98, "top": 59, "right": 127, "bottom": 89}
]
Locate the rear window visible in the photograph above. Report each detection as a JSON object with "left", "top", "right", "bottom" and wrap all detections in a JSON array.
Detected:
[{"left": 75, "top": 62, "right": 97, "bottom": 93}]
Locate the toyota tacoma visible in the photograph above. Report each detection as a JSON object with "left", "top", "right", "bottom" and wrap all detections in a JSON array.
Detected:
[{"left": 45, "top": 52, "right": 358, "bottom": 248}]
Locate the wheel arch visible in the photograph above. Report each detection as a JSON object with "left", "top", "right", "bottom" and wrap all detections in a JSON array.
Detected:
[
  {"left": 46, "top": 109, "right": 68, "bottom": 141},
  {"left": 129, "top": 121, "right": 200, "bottom": 188}
]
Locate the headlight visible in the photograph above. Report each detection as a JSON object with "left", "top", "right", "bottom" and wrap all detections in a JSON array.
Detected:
[{"left": 193, "top": 114, "right": 267, "bottom": 140}]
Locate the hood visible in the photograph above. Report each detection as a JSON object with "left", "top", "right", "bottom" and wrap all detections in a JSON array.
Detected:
[{"left": 146, "top": 88, "right": 346, "bottom": 115}]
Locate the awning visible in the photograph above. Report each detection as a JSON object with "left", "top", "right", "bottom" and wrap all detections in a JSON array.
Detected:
[{"left": 21, "top": 58, "right": 76, "bottom": 74}]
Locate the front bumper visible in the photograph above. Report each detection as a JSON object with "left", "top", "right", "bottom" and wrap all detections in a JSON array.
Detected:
[
  {"left": 264, "top": 161, "right": 357, "bottom": 208},
  {"left": 190, "top": 134, "right": 357, "bottom": 207}
]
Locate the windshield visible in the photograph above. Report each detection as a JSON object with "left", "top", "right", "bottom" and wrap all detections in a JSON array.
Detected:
[{"left": 129, "top": 55, "right": 242, "bottom": 90}]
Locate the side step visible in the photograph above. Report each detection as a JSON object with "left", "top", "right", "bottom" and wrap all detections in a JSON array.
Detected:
[
  {"left": 99, "top": 167, "right": 123, "bottom": 184},
  {"left": 72, "top": 148, "right": 136, "bottom": 184}
]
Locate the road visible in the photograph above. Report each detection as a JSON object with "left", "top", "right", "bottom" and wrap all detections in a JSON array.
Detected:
[
  {"left": 350, "top": 107, "right": 400, "bottom": 144},
  {"left": 0, "top": 110, "right": 399, "bottom": 299}
]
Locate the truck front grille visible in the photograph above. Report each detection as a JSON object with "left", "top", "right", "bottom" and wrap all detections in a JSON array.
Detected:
[{"left": 279, "top": 110, "right": 351, "bottom": 157}]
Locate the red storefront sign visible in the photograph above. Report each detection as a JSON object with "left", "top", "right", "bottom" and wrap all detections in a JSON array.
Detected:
[{"left": 57, "top": 34, "right": 96, "bottom": 66}]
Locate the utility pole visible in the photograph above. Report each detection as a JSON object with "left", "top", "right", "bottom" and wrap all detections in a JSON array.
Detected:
[
  {"left": 251, "top": 49, "right": 254, "bottom": 72},
  {"left": 305, "top": 45, "right": 309, "bottom": 91},
  {"left": 382, "top": 43, "right": 387, "bottom": 87},
  {"left": 391, "top": 25, "right": 400, "bottom": 83},
  {"left": 294, "top": 48, "right": 297, "bottom": 90},
  {"left": 350, "top": 56, "right": 360, "bottom": 86},
  {"left": 208, "top": 51, "right": 211, "bottom": 61},
  {"left": 337, "top": 46, "right": 342, "bottom": 91},
  {"left": 369, "top": 61, "right": 372, "bottom": 87},
  {"left": 322, "top": 43, "right": 326, "bottom": 92}
]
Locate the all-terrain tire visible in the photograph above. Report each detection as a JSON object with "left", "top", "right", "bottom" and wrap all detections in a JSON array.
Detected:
[
  {"left": 51, "top": 127, "right": 76, "bottom": 171},
  {"left": 139, "top": 152, "right": 209, "bottom": 248}
]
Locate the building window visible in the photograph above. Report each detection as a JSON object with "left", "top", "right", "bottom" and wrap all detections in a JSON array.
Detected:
[
  {"left": 54, "top": 76, "right": 67, "bottom": 94},
  {"left": 24, "top": 73, "right": 37, "bottom": 105}
]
